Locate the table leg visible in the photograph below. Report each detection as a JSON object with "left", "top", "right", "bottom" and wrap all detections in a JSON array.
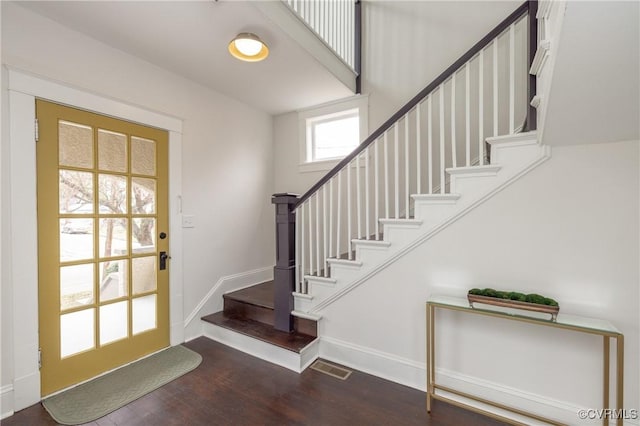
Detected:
[
  {"left": 426, "top": 303, "right": 435, "bottom": 412},
  {"left": 603, "top": 336, "right": 609, "bottom": 426},
  {"left": 616, "top": 334, "right": 624, "bottom": 426}
]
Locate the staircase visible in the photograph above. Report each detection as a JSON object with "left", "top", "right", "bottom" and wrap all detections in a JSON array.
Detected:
[
  {"left": 298, "top": 131, "right": 549, "bottom": 314},
  {"left": 201, "top": 0, "right": 544, "bottom": 373}
]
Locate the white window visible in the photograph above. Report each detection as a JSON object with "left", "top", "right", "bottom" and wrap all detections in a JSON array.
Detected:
[{"left": 298, "top": 95, "right": 368, "bottom": 173}]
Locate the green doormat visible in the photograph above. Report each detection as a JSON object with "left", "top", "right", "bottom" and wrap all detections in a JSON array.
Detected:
[{"left": 42, "top": 345, "right": 202, "bottom": 425}]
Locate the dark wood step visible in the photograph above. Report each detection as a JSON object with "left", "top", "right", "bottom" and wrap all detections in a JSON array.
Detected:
[
  {"left": 223, "top": 281, "right": 275, "bottom": 326},
  {"left": 222, "top": 280, "right": 318, "bottom": 336},
  {"left": 224, "top": 280, "right": 274, "bottom": 308},
  {"left": 202, "top": 312, "right": 316, "bottom": 353}
]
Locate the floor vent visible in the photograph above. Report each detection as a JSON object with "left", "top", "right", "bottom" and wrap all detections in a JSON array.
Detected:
[{"left": 310, "top": 360, "right": 352, "bottom": 380}]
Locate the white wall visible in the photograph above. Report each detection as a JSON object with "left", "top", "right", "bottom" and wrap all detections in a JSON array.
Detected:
[
  {"left": 1, "top": 1, "right": 275, "bottom": 411},
  {"left": 274, "top": 0, "right": 522, "bottom": 195},
  {"left": 319, "top": 140, "right": 639, "bottom": 424}
]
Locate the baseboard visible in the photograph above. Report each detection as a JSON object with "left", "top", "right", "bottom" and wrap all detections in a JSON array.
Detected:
[
  {"left": 202, "top": 322, "right": 319, "bottom": 373},
  {"left": 183, "top": 266, "right": 273, "bottom": 341},
  {"left": 319, "top": 335, "right": 426, "bottom": 391},
  {"left": 1, "top": 385, "right": 14, "bottom": 420},
  {"left": 319, "top": 336, "right": 638, "bottom": 426},
  {"left": 13, "top": 371, "right": 40, "bottom": 412}
]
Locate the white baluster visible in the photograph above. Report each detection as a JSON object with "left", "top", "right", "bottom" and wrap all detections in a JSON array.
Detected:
[
  {"left": 404, "top": 113, "right": 410, "bottom": 218},
  {"left": 451, "top": 74, "right": 457, "bottom": 168},
  {"left": 384, "top": 131, "right": 389, "bottom": 218},
  {"left": 315, "top": 192, "right": 320, "bottom": 275},
  {"left": 374, "top": 139, "right": 380, "bottom": 239},
  {"left": 336, "top": 170, "right": 342, "bottom": 260},
  {"left": 394, "top": 123, "right": 399, "bottom": 219},
  {"left": 356, "top": 151, "right": 362, "bottom": 239},
  {"left": 479, "top": 49, "right": 485, "bottom": 165},
  {"left": 416, "top": 102, "right": 421, "bottom": 194},
  {"left": 365, "top": 147, "right": 370, "bottom": 239},
  {"left": 323, "top": 185, "right": 328, "bottom": 277},
  {"left": 493, "top": 38, "right": 498, "bottom": 136},
  {"left": 308, "top": 197, "right": 313, "bottom": 275},
  {"left": 329, "top": 177, "right": 333, "bottom": 259},
  {"left": 298, "top": 204, "right": 304, "bottom": 293},
  {"left": 465, "top": 62, "right": 471, "bottom": 167},
  {"left": 509, "top": 23, "right": 515, "bottom": 134},
  {"left": 347, "top": 159, "right": 353, "bottom": 260},
  {"left": 439, "top": 85, "right": 445, "bottom": 194},
  {"left": 428, "top": 96, "right": 433, "bottom": 194}
]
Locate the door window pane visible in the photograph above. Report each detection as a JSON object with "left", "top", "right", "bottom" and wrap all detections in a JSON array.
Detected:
[
  {"left": 99, "top": 218, "right": 128, "bottom": 257},
  {"left": 99, "top": 174, "right": 127, "bottom": 214},
  {"left": 100, "top": 301, "right": 128, "bottom": 345},
  {"left": 132, "top": 218, "right": 155, "bottom": 254},
  {"left": 60, "top": 219, "right": 94, "bottom": 262},
  {"left": 60, "top": 309, "right": 95, "bottom": 358},
  {"left": 132, "top": 294, "right": 156, "bottom": 334},
  {"left": 59, "top": 170, "right": 94, "bottom": 214},
  {"left": 131, "top": 137, "right": 156, "bottom": 176},
  {"left": 131, "top": 177, "right": 156, "bottom": 214},
  {"left": 132, "top": 256, "right": 157, "bottom": 295},
  {"left": 98, "top": 129, "right": 127, "bottom": 173},
  {"left": 100, "top": 260, "right": 128, "bottom": 302},
  {"left": 59, "top": 121, "right": 93, "bottom": 169},
  {"left": 60, "top": 264, "right": 94, "bottom": 310}
]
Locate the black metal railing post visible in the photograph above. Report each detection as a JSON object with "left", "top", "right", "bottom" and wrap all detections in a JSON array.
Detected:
[
  {"left": 527, "top": 0, "right": 538, "bottom": 131},
  {"left": 272, "top": 193, "right": 299, "bottom": 332}
]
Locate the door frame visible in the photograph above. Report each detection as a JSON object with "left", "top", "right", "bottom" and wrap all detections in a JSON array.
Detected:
[{"left": 6, "top": 68, "right": 184, "bottom": 410}]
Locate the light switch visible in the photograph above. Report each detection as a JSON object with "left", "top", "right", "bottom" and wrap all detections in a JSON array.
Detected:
[{"left": 182, "top": 215, "right": 195, "bottom": 228}]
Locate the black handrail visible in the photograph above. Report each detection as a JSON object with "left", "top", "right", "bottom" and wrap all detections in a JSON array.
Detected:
[{"left": 295, "top": 0, "right": 534, "bottom": 208}]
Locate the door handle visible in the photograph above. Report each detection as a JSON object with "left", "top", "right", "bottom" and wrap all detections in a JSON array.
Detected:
[{"left": 159, "top": 251, "right": 170, "bottom": 270}]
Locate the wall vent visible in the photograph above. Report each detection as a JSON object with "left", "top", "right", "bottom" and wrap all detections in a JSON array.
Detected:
[{"left": 310, "top": 360, "right": 352, "bottom": 380}]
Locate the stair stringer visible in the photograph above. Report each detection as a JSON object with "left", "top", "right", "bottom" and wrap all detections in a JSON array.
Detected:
[{"left": 295, "top": 133, "right": 551, "bottom": 314}]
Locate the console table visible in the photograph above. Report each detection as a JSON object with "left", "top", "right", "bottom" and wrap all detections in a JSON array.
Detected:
[{"left": 426, "top": 295, "right": 624, "bottom": 426}]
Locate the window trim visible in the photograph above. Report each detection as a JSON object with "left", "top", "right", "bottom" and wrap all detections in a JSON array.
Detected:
[{"left": 298, "top": 95, "right": 368, "bottom": 173}]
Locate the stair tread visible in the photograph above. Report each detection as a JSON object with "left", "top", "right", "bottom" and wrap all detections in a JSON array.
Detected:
[
  {"left": 202, "top": 311, "right": 316, "bottom": 353},
  {"left": 224, "top": 280, "right": 274, "bottom": 309}
]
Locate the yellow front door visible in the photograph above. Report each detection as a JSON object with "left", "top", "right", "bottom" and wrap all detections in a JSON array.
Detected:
[{"left": 36, "top": 100, "right": 170, "bottom": 396}]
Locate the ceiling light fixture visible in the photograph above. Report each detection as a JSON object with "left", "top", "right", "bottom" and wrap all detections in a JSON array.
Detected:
[{"left": 228, "top": 32, "right": 269, "bottom": 62}]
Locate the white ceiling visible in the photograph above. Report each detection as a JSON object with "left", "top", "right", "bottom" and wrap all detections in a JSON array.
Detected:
[{"left": 17, "top": 0, "right": 353, "bottom": 115}]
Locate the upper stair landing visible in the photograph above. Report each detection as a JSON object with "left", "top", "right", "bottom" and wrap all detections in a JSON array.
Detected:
[{"left": 253, "top": 1, "right": 359, "bottom": 94}]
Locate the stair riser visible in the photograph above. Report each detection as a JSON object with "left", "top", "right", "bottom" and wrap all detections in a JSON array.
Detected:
[
  {"left": 328, "top": 265, "right": 363, "bottom": 282},
  {"left": 355, "top": 246, "right": 391, "bottom": 265},
  {"left": 307, "top": 283, "right": 334, "bottom": 307},
  {"left": 381, "top": 225, "right": 424, "bottom": 246},
  {"left": 203, "top": 323, "right": 319, "bottom": 373},
  {"left": 294, "top": 317, "right": 318, "bottom": 337},
  {"left": 450, "top": 174, "right": 499, "bottom": 195},
  {"left": 413, "top": 203, "right": 459, "bottom": 226},
  {"left": 224, "top": 298, "right": 275, "bottom": 326},
  {"left": 490, "top": 143, "right": 544, "bottom": 172},
  {"left": 294, "top": 294, "right": 314, "bottom": 312}
]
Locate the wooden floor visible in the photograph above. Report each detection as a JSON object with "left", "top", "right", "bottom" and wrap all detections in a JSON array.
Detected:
[{"left": 4, "top": 337, "right": 508, "bottom": 426}]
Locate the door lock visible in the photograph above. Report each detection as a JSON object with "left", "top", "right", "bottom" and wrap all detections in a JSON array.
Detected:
[{"left": 159, "top": 251, "right": 170, "bottom": 270}]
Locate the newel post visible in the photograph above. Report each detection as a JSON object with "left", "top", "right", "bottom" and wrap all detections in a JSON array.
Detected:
[{"left": 272, "top": 193, "right": 298, "bottom": 332}]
